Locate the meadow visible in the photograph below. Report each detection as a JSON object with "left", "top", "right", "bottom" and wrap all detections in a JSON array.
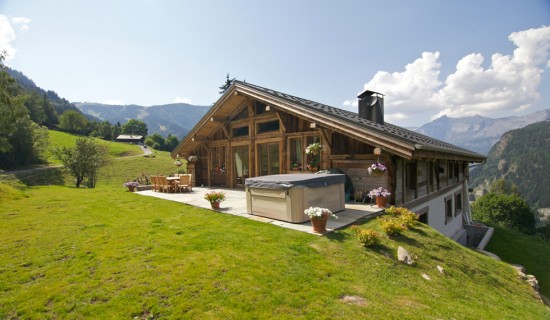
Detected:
[{"left": 0, "top": 132, "right": 548, "bottom": 319}]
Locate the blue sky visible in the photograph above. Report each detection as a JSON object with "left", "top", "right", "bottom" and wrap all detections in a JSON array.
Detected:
[{"left": 1, "top": 0, "right": 549, "bottom": 126}]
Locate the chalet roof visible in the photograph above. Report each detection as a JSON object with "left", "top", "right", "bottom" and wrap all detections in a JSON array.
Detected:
[
  {"left": 116, "top": 135, "right": 143, "bottom": 140},
  {"left": 172, "top": 81, "right": 486, "bottom": 162}
]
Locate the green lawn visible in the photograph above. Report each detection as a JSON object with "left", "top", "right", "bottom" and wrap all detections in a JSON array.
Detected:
[
  {"left": 1, "top": 152, "right": 548, "bottom": 318},
  {"left": 46, "top": 130, "right": 143, "bottom": 165},
  {"left": 485, "top": 225, "right": 550, "bottom": 297}
]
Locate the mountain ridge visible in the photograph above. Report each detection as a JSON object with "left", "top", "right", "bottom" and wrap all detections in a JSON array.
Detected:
[
  {"left": 415, "top": 109, "right": 550, "bottom": 154},
  {"left": 470, "top": 120, "right": 550, "bottom": 208},
  {"left": 75, "top": 102, "right": 210, "bottom": 139}
]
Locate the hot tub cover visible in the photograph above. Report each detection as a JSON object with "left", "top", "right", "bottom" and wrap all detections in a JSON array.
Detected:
[{"left": 245, "top": 173, "right": 345, "bottom": 190}]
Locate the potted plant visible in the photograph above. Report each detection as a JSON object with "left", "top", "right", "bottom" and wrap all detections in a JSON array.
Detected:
[
  {"left": 124, "top": 181, "right": 140, "bottom": 192},
  {"left": 304, "top": 207, "right": 338, "bottom": 233},
  {"left": 368, "top": 162, "right": 387, "bottom": 177},
  {"left": 204, "top": 190, "right": 226, "bottom": 210},
  {"left": 305, "top": 142, "right": 323, "bottom": 155},
  {"left": 368, "top": 187, "right": 391, "bottom": 208}
]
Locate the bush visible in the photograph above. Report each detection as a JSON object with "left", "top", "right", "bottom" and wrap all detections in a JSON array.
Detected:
[
  {"left": 472, "top": 193, "right": 536, "bottom": 234},
  {"left": 385, "top": 206, "right": 410, "bottom": 217},
  {"left": 350, "top": 226, "right": 383, "bottom": 247},
  {"left": 385, "top": 206, "right": 419, "bottom": 228},
  {"left": 379, "top": 217, "right": 407, "bottom": 236}
]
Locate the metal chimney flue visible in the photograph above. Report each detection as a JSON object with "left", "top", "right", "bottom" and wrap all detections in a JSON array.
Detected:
[{"left": 358, "top": 90, "right": 384, "bottom": 125}]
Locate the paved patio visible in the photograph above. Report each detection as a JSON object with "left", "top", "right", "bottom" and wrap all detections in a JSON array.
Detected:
[{"left": 134, "top": 187, "right": 384, "bottom": 235}]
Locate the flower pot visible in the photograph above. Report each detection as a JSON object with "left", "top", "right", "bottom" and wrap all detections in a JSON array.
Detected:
[
  {"left": 310, "top": 213, "right": 329, "bottom": 233},
  {"left": 375, "top": 196, "right": 387, "bottom": 208},
  {"left": 127, "top": 186, "right": 135, "bottom": 192},
  {"left": 210, "top": 201, "right": 220, "bottom": 210},
  {"left": 372, "top": 171, "right": 384, "bottom": 177}
]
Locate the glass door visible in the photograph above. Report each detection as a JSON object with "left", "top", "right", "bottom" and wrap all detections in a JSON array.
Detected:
[
  {"left": 233, "top": 146, "right": 249, "bottom": 187},
  {"left": 258, "top": 143, "right": 280, "bottom": 176}
]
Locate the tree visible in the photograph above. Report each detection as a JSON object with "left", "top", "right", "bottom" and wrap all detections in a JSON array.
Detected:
[
  {"left": 472, "top": 193, "right": 536, "bottom": 234},
  {"left": 164, "top": 134, "right": 179, "bottom": 151},
  {"left": 490, "top": 178, "right": 519, "bottom": 196},
  {"left": 122, "top": 119, "right": 148, "bottom": 137},
  {"left": 59, "top": 110, "right": 88, "bottom": 134},
  {"left": 144, "top": 133, "right": 165, "bottom": 150},
  {"left": 0, "top": 52, "right": 50, "bottom": 168},
  {"left": 55, "top": 137, "right": 107, "bottom": 188},
  {"left": 219, "top": 73, "right": 235, "bottom": 94}
]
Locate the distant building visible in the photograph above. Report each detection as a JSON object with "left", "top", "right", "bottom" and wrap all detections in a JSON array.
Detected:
[{"left": 116, "top": 134, "right": 144, "bottom": 144}]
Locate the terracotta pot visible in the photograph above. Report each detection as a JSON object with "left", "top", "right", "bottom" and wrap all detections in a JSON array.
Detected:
[
  {"left": 310, "top": 213, "right": 329, "bottom": 233},
  {"left": 375, "top": 196, "right": 387, "bottom": 208},
  {"left": 210, "top": 201, "right": 220, "bottom": 210}
]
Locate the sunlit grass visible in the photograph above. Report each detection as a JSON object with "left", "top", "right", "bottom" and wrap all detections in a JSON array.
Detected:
[
  {"left": 46, "top": 130, "right": 142, "bottom": 165},
  {"left": 0, "top": 141, "right": 548, "bottom": 318},
  {"left": 485, "top": 224, "right": 550, "bottom": 297}
]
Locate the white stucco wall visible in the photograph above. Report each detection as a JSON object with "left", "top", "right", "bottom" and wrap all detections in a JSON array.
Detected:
[{"left": 409, "top": 183, "right": 467, "bottom": 240}]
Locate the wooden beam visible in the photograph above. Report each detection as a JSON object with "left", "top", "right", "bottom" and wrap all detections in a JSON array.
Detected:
[
  {"left": 319, "top": 128, "right": 331, "bottom": 149},
  {"left": 219, "top": 124, "right": 230, "bottom": 139},
  {"left": 210, "top": 116, "right": 227, "bottom": 123},
  {"left": 275, "top": 111, "right": 286, "bottom": 133}
]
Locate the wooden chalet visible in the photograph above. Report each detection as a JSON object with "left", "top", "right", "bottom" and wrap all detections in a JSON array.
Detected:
[{"left": 171, "top": 81, "right": 486, "bottom": 242}]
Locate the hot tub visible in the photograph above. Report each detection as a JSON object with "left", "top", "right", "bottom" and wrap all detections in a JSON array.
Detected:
[{"left": 245, "top": 173, "right": 345, "bottom": 223}]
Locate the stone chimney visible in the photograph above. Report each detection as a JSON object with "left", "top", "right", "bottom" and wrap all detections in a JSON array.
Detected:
[{"left": 358, "top": 89, "right": 384, "bottom": 125}]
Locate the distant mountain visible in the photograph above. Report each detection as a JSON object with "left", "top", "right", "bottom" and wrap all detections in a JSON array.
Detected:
[
  {"left": 415, "top": 110, "right": 550, "bottom": 154},
  {"left": 75, "top": 102, "right": 210, "bottom": 139},
  {"left": 6, "top": 68, "right": 89, "bottom": 119},
  {"left": 470, "top": 120, "right": 550, "bottom": 208}
]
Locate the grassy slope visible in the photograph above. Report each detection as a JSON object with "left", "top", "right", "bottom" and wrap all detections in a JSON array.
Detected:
[
  {"left": 46, "top": 130, "right": 143, "bottom": 165},
  {"left": 485, "top": 225, "right": 550, "bottom": 297},
  {"left": 0, "top": 148, "right": 548, "bottom": 318}
]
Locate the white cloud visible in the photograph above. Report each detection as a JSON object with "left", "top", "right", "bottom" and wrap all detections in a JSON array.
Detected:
[
  {"left": 347, "top": 26, "right": 550, "bottom": 125},
  {"left": 10, "top": 17, "right": 31, "bottom": 32},
  {"left": 102, "top": 99, "right": 125, "bottom": 105},
  {"left": 0, "top": 15, "right": 17, "bottom": 60},
  {"left": 174, "top": 96, "right": 192, "bottom": 104}
]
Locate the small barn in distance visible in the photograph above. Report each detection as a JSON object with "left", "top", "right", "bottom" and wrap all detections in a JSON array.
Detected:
[
  {"left": 116, "top": 134, "right": 144, "bottom": 144},
  {"left": 171, "top": 81, "right": 486, "bottom": 244}
]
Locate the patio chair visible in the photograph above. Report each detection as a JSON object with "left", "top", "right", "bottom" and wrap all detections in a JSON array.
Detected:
[
  {"left": 185, "top": 173, "right": 193, "bottom": 191},
  {"left": 158, "top": 176, "right": 174, "bottom": 193},
  {"left": 178, "top": 175, "right": 191, "bottom": 192},
  {"left": 151, "top": 175, "right": 159, "bottom": 192}
]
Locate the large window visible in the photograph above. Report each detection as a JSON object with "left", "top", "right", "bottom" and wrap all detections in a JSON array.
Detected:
[
  {"left": 232, "top": 125, "right": 249, "bottom": 137},
  {"left": 257, "top": 120, "right": 279, "bottom": 134},
  {"left": 289, "top": 138, "right": 303, "bottom": 171},
  {"left": 211, "top": 146, "right": 226, "bottom": 173},
  {"left": 258, "top": 143, "right": 279, "bottom": 176}
]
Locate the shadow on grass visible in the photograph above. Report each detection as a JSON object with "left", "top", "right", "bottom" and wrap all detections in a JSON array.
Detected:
[{"left": 14, "top": 167, "right": 66, "bottom": 186}]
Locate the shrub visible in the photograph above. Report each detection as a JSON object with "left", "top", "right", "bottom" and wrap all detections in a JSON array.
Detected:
[
  {"left": 385, "top": 206, "right": 419, "bottom": 228},
  {"left": 399, "top": 211, "right": 419, "bottom": 228},
  {"left": 472, "top": 193, "right": 535, "bottom": 234},
  {"left": 379, "top": 217, "right": 407, "bottom": 236},
  {"left": 385, "top": 206, "right": 410, "bottom": 217},
  {"left": 357, "top": 229, "right": 383, "bottom": 247}
]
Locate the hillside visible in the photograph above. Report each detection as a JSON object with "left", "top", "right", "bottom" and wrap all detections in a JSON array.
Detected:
[
  {"left": 1, "top": 144, "right": 549, "bottom": 318},
  {"left": 6, "top": 68, "right": 90, "bottom": 119},
  {"left": 75, "top": 102, "right": 210, "bottom": 139},
  {"left": 470, "top": 121, "right": 550, "bottom": 208},
  {"left": 415, "top": 110, "right": 550, "bottom": 155}
]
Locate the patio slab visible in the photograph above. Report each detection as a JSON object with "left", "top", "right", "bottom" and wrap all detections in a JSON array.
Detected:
[{"left": 134, "top": 187, "right": 384, "bottom": 235}]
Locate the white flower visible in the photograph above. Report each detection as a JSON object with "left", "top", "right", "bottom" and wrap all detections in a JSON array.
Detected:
[{"left": 304, "top": 207, "right": 338, "bottom": 219}]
